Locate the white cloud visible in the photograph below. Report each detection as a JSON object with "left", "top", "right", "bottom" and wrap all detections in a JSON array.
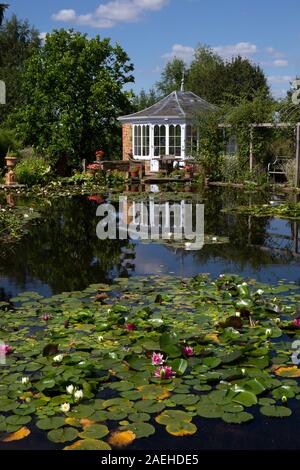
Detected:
[
  {"left": 268, "top": 75, "right": 293, "bottom": 84},
  {"left": 162, "top": 44, "right": 195, "bottom": 63},
  {"left": 273, "top": 59, "right": 288, "bottom": 67},
  {"left": 266, "top": 47, "right": 285, "bottom": 59},
  {"left": 52, "top": 9, "right": 77, "bottom": 22},
  {"left": 52, "top": 0, "right": 169, "bottom": 28},
  {"left": 213, "top": 42, "right": 258, "bottom": 58}
]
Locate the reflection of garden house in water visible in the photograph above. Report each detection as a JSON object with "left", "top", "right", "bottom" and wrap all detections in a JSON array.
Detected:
[{"left": 118, "top": 84, "right": 216, "bottom": 173}]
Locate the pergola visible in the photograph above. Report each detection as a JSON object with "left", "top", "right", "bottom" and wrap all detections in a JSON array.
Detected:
[
  {"left": 118, "top": 87, "right": 216, "bottom": 172},
  {"left": 220, "top": 122, "right": 300, "bottom": 187}
]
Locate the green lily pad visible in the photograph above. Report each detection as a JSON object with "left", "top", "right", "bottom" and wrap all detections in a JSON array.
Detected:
[{"left": 47, "top": 427, "right": 78, "bottom": 443}]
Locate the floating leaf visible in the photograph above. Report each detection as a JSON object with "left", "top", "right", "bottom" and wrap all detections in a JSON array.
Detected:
[
  {"left": 2, "top": 427, "right": 31, "bottom": 442},
  {"left": 64, "top": 439, "right": 111, "bottom": 450},
  {"left": 36, "top": 417, "right": 65, "bottom": 430},
  {"left": 273, "top": 366, "right": 300, "bottom": 378},
  {"left": 260, "top": 406, "right": 292, "bottom": 418},
  {"left": 108, "top": 430, "right": 136, "bottom": 448},
  {"left": 78, "top": 424, "right": 109, "bottom": 439},
  {"left": 47, "top": 427, "right": 78, "bottom": 443}
]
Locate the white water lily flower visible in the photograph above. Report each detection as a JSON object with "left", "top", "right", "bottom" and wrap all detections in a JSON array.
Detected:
[
  {"left": 61, "top": 403, "right": 70, "bottom": 413},
  {"left": 98, "top": 336, "right": 104, "bottom": 342},
  {"left": 274, "top": 318, "right": 281, "bottom": 324},
  {"left": 256, "top": 289, "right": 264, "bottom": 295},
  {"left": 74, "top": 389, "right": 83, "bottom": 402},
  {"left": 23, "top": 213, "right": 29, "bottom": 218},
  {"left": 66, "top": 385, "right": 74, "bottom": 395},
  {"left": 53, "top": 354, "right": 63, "bottom": 362},
  {"left": 265, "top": 329, "right": 272, "bottom": 337},
  {"left": 235, "top": 311, "right": 241, "bottom": 317},
  {"left": 242, "top": 282, "right": 248, "bottom": 286},
  {"left": 79, "top": 361, "right": 85, "bottom": 365},
  {"left": 21, "top": 377, "right": 29, "bottom": 384},
  {"left": 212, "top": 237, "right": 218, "bottom": 242},
  {"left": 241, "top": 368, "right": 246, "bottom": 375}
]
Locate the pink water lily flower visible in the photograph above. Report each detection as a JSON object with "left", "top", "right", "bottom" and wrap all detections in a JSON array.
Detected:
[
  {"left": 42, "top": 315, "right": 50, "bottom": 321},
  {"left": 126, "top": 323, "right": 135, "bottom": 331},
  {"left": 151, "top": 352, "right": 164, "bottom": 366},
  {"left": 154, "top": 366, "right": 176, "bottom": 379},
  {"left": 294, "top": 318, "right": 300, "bottom": 327},
  {"left": 0, "top": 344, "right": 12, "bottom": 355},
  {"left": 183, "top": 346, "right": 194, "bottom": 357}
]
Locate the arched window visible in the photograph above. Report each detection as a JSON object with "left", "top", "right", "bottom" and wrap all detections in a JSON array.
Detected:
[
  {"left": 133, "top": 125, "right": 150, "bottom": 157},
  {"left": 154, "top": 125, "right": 166, "bottom": 156},
  {"left": 169, "top": 125, "right": 181, "bottom": 156}
]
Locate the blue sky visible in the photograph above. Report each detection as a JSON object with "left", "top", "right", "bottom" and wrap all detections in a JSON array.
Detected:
[{"left": 5, "top": 0, "right": 300, "bottom": 98}]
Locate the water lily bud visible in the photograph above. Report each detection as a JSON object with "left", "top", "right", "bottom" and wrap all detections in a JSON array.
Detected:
[
  {"left": 241, "top": 368, "right": 246, "bottom": 375},
  {"left": 235, "top": 311, "right": 241, "bottom": 317},
  {"left": 282, "top": 395, "right": 288, "bottom": 403},
  {"left": 274, "top": 318, "right": 281, "bottom": 324},
  {"left": 21, "top": 377, "right": 29, "bottom": 385},
  {"left": 242, "top": 282, "right": 248, "bottom": 286},
  {"left": 265, "top": 329, "right": 272, "bottom": 337},
  {"left": 98, "top": 336, "right": 104, "bottom": 342},
  {"left": 66, "top": 385, "right": 74, "bottom": 395}
]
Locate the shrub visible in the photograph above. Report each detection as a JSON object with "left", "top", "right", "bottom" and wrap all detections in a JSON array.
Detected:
[
  {"left": 0, "top": 128, "right": 20, "bottom": 168},
  {"left": 15, "top": 156, "right": 51, "bottom": 186}
]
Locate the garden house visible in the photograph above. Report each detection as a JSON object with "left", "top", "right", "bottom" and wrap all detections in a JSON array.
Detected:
[{"left": 118, "top": 85, "right": 216, "bottom": 172}]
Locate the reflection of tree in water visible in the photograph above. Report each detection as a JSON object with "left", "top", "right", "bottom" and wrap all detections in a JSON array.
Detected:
[
  {"left": 0, "top": 197, "right": 134, "bottom": 294},
  {"left": 164, "top": 187, "right": 298, "bottom": 271}
]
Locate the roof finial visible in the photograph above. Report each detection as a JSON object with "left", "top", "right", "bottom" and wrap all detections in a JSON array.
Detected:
[{"left": 180, "top": 70, "right": 185, "bottom": 92}]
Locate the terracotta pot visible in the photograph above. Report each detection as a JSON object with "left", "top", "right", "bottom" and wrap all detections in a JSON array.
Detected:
[
  {"left": 130, "top": 170, "right": 139, "bottom": 178},
  {"left": 5, "top": 156, "right": 18, "bottom": 168}
]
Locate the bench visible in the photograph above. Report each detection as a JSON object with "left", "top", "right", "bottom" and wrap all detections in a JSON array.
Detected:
[{"left": 267, "top": 156, "right": 292, "bottom": 181}]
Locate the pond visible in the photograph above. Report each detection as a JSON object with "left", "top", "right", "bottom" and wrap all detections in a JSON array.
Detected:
[{"left": 1, "top": 186, "right": 300, "bottom": 450}]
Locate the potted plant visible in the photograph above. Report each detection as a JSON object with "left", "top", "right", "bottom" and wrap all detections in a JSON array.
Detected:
[
  {"left": 5, "top": 151, "right": 18, "bottom": 168},
  {"left": 185, "top": 164, "right": 194, "bottom": 178},
  {"left": 86, "top": 163, "right": 101, "bottom": 176},
  {"left": 95, "top": 150, "right": 105, "bottom": 162},
  {"left": 130, "top": 166, "right": 140, "bottom": 178}
]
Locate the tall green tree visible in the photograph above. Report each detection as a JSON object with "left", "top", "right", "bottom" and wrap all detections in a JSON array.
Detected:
[
  {"left": 222, "top": 56, "right": 270, "bottom": 105},
  {"left": 187, "top": 45, "right": 225, "bottom": 105},
  {"left": 156, "top": 58, "right": 186, "bottom": 96},
  {"left": 0, "top": 14, "right": 40, "bottom": 122},
  {"left": 0, "top": 3, "right": 8, "bottom": 25},
  {"left": 12, "top": 29, "right": 134, "bottom": 171},
  {"left": 157, "top": 45, "right": 270, "bottom": 106},
  {"left": 132, "top": 88, "right": 159, "bottom": 111}
]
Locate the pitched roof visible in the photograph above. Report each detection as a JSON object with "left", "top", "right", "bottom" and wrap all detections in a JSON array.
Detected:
[{"left": 118, "top": 91, "right": 216, "bottom": 122}]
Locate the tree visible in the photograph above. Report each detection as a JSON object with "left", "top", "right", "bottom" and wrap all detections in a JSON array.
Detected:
[
  {"left": 12, "top": 29, "right": 134, "bottom": 171},
  {"left": 156, "top": 58, "right": 186, "bottom": 96},
  {"left": 187, "top": 45, "right": 225, "bottom": 105},
  {"left": 0, "top": 3, "right": 8, "bottom": 25},
  {"left": 157, "top": 45, "right": 270, "bottom": 106},
  {"left": 132, "top": 88, "right": 159, "bottom": 111},
  {"left": 222, "top": 56, "right": 270, "bottom": 105},
  {"left": 0, "top": 14, "right": 41, "bottom": 122}
]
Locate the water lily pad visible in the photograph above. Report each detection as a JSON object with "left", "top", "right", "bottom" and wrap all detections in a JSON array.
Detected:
[
  {"left": 47, "top": 427, "right": 78, "bottom": 443},
  {"left": 78, "top": 424, "right": 109, "bottom": 439},
  {"left": 36, "top": 417, "right": 66, "bottom": 430},
  {"left": 260, "top": 405, "right": 292, "bottom": 418},
  {"left": 64, "top": 439, "right": 111, "bottom": 450},
  {"left": 222, "top": 412, "right": 253, "bottom": 424}
]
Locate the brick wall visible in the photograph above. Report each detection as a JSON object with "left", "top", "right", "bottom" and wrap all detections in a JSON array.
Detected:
[{"left": 122, "top": 124, "right": 132, "bottom": 161}]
